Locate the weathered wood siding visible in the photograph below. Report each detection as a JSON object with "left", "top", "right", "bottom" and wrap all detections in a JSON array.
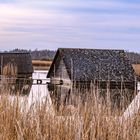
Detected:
[{"left": 51, "top": 58, "right": 71, "bottom": 86}]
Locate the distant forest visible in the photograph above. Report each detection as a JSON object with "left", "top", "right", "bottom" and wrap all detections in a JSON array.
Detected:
[
  {"left": 4, "top": 48, "right": 140, "bottom": 64},
  {"left": 6, "top": 49, "right": 56, "bottom": 61}
]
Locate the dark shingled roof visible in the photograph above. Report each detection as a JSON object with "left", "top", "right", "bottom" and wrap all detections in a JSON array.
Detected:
[
  {"left": 0, "top": 53, "right": 33, "bottom": 75},
  {"left": 47, "top": 48, "right": 135, "bottom": 82}
]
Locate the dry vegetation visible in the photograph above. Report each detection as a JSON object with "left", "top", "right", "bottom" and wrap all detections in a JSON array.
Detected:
[
  {"left": 0, "top": 63, "right": 140, "bottom": 139},
  {"left": 0, "top": 89, "right": 139, "bottom": 140},
  {"left": 32, "top": 60, "right": 52, "bottom": 70},
  {"left": 0, "top": 51, "right": 139, "bottom": 139},
  {"left": 132, "top": 64, "right": 140, "bottom": 77}
]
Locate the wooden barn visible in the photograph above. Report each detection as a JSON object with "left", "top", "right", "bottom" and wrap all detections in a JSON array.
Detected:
[
  {"left": 0, "top": 52, "right": 33, "bottom": 95},
  {"left": 47, "top": 48, "right": 137, "bottom": 107}
]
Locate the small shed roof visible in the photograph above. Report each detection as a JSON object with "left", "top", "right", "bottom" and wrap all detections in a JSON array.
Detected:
[
  {"left": 0, "top": 52, "right": 33, "bottom": 75},
  {"left": 47, "top": 48, "right": 135, "bottom": 82}
]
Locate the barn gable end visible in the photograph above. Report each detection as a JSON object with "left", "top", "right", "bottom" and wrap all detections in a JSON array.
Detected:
[{"left": 50, "top": 56, "right": 71, "bottom": 86}]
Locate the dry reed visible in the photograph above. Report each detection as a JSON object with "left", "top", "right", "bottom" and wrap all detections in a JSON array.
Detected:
[
  {"left": 1, "top": 63, "right": 17, "bottom": 92},
  {"left": 132, "top": 64, "right": 140, "bottom": 76},
  {"left": 0, "top": 87, "right": 139, "bottom": 140},
  {"left": 32, "top": 60, "right": 52, "bottom": 70},
  {"left": 32, "top": 60, "right": 52, "bottom": 67}
]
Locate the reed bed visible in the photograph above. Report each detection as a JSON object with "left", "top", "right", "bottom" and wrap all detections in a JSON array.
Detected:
[
  {"left": 0, "top": 88, "right": 139, "bottom": 140},
  {"left": 32, "top": 60, "right": 52, "bottom": 67},
  {"left": 32, "top": 60, "right": 52, "bottom": 70},
  {"left": 132, "top": 64, "right": 140, "bottom": 77}
]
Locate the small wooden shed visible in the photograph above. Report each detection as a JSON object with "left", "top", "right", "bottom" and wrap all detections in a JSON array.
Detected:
[
  {"left": 47, "top": 48, "right": 137, "bottom": 107},
  {"left": 0, "top": 52, "right": 33, "bottom": 95}
]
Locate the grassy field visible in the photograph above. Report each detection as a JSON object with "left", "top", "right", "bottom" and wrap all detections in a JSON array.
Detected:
[
  {"left": 1, "top": 63, "right": 140, "bottom": 139},
  {"left": 132, "top": 64, "right": 140, "bottom": 76},
  {"left": 0, "top": 88, "right": 140, "bottom": 140},
  {"left": 32, "top": 60, "right": 52, "bottom": 70}
]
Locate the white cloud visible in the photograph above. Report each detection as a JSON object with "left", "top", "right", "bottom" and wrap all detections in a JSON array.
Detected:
[{"left": 0, "top": 0, "right": 140, "bottom": 52}]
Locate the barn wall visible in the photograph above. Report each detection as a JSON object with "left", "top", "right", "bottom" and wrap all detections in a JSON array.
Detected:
[
  {"left": 0, "top": 53, "right": 33, "bottom": 75},
  {"left": 49, "top": 78, "right": 137, "bottom": 108},
  {"left": 49, "top": 58, "right": 72, "bottom": 108},
  {"left": 51, "top": 58, "right": 71, "bottom": 86}
]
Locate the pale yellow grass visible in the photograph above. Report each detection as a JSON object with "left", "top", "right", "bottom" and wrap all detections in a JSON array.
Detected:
[
  {"left": 0, "top": 91, "right": 139, "bottom": 140},
  {"left": 32, "top": 60, "right": 52, "bottom": 66},
  {"left": 132, "top": 64, "right": 140, "bottom": 76},
  {"left": 32, "top": 60, "right": 52, "bottom": 70},
  {"left": 0, "top": 62, "right": 139, "bottom": 139}
]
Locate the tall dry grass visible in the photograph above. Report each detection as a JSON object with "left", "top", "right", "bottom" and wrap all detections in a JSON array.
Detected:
[
  {"left": 1, "top": 63, "right": 17, "bottom": 93},
  {"left": 0, "top": 88, "right": 139, "bottom": 140},
  {"left": 132, "top": 64, "right": 140, "bottom": 77},
  {"left": 32, "top": 60, "right": 52, "bottom": 67},
  {"left": 32, "top": 60, "right": 52, "bottom": 70}
]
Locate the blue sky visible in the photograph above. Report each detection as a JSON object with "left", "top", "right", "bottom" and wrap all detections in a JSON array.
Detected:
[{"left": 0, "top": 0, "right": 140, "bottom": 52}]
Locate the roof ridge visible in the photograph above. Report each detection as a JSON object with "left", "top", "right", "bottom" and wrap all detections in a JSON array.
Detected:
[
  {"left": 58, "top": 48, "right": 124, "bottom": 52},
  {"left": 0, "top": 52, "right": 30, "bottom": 54}
]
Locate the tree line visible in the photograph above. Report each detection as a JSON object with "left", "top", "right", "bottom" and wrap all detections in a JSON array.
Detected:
[
  {"left": 4, "top": 48, "right": 140, "bottom": 64},
  {"left": 5, "top": 48, "right": 56, "bottom": 61}
]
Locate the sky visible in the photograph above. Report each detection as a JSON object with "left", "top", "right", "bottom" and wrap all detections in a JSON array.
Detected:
[{"left": 0, "top": 0, "right": 140, "bottom": 52}]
